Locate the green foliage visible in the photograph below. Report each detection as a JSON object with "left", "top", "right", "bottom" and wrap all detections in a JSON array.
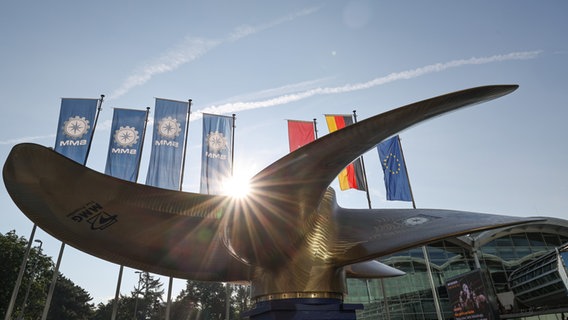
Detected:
[
  {"left": 92, "top": 278, "right": 252, "bottom": 320},
  {"left": 47, "top": 274, "right": 94, "bottom": 320},
  {"left": 232, "top": 284, "right": 252, "bottom": 318},
  {"left": 132, "top": 272, "right": 165, "bottom": 320},
  {"left": 169, "top": 281, "right": 251, "bottom": 320},
  {"left": 1, "top": 230, "right": 51, "bottom": 319},
  {"left": 0, "top": 230, "right": 26, "bottom": 316},
  {"left": 91, "top": 295, "right": 139, "bottom": 320},
  {"left": 179, "top": 280, "right": 228, "bottom": 319},
  {"left": 0, "top": 230, "right": 94, "bottom": 320},
  {"left": 1, "top": 230, "right": 253, "bottom": 320},
  {"left": 92, "top": 272, "right": 166, "bottom": 320}
]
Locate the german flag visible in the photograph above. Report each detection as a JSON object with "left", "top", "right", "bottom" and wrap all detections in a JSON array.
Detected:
[{"left": 324, "top": 114, "right": 367, "bottom": 191}]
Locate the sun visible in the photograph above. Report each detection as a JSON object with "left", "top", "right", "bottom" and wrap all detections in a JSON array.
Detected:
[{"left": 222, "top": 174, "right": 251, "bottom": 198}]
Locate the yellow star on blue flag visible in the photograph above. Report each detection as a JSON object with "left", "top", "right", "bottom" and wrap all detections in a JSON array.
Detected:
[{"left": 377, "top": 135, "right": 412, "bottom": 201}]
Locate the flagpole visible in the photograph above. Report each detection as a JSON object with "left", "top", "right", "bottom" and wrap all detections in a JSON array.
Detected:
[
  {"left": 226, "top": 113, "right": 236, "bottom": 320},
  {"left": 380, "top": 279, "right": 391, "bottom": 320},
  {"left": 178, "top": 99, "right": 192, "bottom": 188},
  {"left": 164, "top": 100, "right": 191, "bottom": 320},
  {"left": 352, "top": 109, "right": 377, "bottom": 313},
  {"left": 352, "top": 110, "right": 372, "bottom": 209},
  {"left": 231, "top": 114, "right": 236, "bottom": 175},
  {"left": 42, "top": 94, "right": 105, "bottom": 320},
  {"left": 4, "top": 224, "right": 37, "bottom": 320},
  {"left": 165, "top": 277, "right": 174, "bottom": 319},
  {"left": 136, "top": 107, "right": 151, "bottom": 182},
  {"left": 83, "top": 94, "right": 104, "bottom": 164},
  {"left": 41, "top": 242, "right": 65, "bottom": 320},
  {"left": 395, "top": 136, "right": 443, "bottom": 320},
  {"left": 111, "top": 107, "right": 151, "bottom": 320},
  {"left": 313, "top": 118, "right": 318, "bottom": 139},
  {"left": 396, "top": 136, "right": 416, "bottom": 210},
  {"left": 110, "top": 265, "right": 123, "bottom": 320}
]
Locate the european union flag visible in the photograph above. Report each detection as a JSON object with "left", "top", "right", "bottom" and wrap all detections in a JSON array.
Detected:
[
  {"left": 105, "top": 108, "right": 148, "bottom": 182},
  {"left": 54, "top": 98, "right": 100, "bottom": 164},
  {"left": 377, "top": 136, "right": 412, "bottom": 201},
  {"left": 146, "top": 98, "right": 190, "bottom": 190},
  {"left": 200, "top": 114, "right": 233, "bottom": 195}
]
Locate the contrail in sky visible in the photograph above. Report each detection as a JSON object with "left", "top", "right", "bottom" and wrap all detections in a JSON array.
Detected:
[
  {"left": 0, "top": 134, "right": 56, "bottom": 145},
  {"left": 195, "top": 51, "right": 541, "bottom": 118},
  {"left": 109, "top": 7, "right": 319, "bottom": 100},
  {"left": 0, "top": 120, "right": 114, "bottom": 145},
  {"left": 0, "top": 51, "right": 541, "bottom": 144}
]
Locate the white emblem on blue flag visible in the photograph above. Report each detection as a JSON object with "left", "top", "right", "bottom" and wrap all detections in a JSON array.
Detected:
[
  {"left": 207, "top": 131, "right": 228, "bottom": 152},
  {"left": 114, "top": 126, "right": 139, "bottom": 147},
  {"left": 200, "top": 114, "right": 233, "bottom": 195},
  {"left": 54, "top": 98, "right": 99, "bottom": 164},
  {"left": 63, "top": 116, "right": 90, "bottom": 139},
  {"left": 157, "top": 116, "right": 182, "bottom": 139},
  {"left": 105, "top": 108, "right": 148, "bottom": 182},
  {"left": 145, "top": 98, "right": 189, "bottom": 190}
]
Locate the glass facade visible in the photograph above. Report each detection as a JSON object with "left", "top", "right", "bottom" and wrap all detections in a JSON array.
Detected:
[
  {"left": 508, "top": 244, "right": 568, "bottom": 308},
  {"left": 345, "top": 221, "right": 568, "bottom": 320}
]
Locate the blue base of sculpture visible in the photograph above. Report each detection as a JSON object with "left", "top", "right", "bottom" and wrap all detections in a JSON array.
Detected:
[{"left": 244, "top": 298, "right": 363, "bottom": 320}]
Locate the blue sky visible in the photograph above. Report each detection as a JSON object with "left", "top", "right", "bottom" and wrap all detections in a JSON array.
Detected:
[{"left": 1, "top": 1, "right": 567, "bottom": 304}]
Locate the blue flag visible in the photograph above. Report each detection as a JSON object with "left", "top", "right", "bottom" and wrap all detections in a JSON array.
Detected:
[
  {"left": 377, "top": 136, "right": 412, "bottom": 201},
  {"left": 200, "top": 114, "right": 233, "bottom": 195},
  {"left": 145, "top": 98, "right": 190, "bottom": 190},
  {"left": 54, "top": 98, "right": 100, "bottom": 164},
  {"left": 105, "top": 108, "right": 148, "bottom": 182}
]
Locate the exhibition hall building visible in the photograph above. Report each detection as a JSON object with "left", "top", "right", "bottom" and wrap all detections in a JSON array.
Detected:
[{"left": 345, "top": 217, "right": 568, "bottom": 320}]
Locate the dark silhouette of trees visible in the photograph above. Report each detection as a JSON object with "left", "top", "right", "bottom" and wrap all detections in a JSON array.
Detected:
[
  {"left": 92, "top": 271, "right": 166, "bottom": 320},
  {"left": 1, "top": 230, "right": 94, "bottom": 320},
  {"left": 169, "top": 281, "right": 251, "bottom": 320},
  {"left": 2, "top": 230, "right": 252, "bottom": 320},
  {"left": 133, "top": 272, "right": 165, "bottom": 320},
  {"left": 46, "top": 275, "right": 94, "bottom": 319},
  {"left": 91, "top": 296, "right": 139, "bottom": 320}
]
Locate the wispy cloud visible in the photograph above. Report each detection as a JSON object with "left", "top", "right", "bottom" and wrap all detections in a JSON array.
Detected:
[
  {"left": 205, "top": 77, "right": 333, "bottom": 107},
  {"left": 227, "top": 7, "right": 320, "bottom": 42},
  {"left": 109, "top": 7, "right": 320, "bottom": 100},
  {"left": 0, "top": 51, "right": 540, "bottom": 145},
  {"left": 0, "top": 121, "right": 113, "bottom": 146},
  {"left": 0, "top": 134, "right": 56, "bottom": 145},
  {"left": 109, "top": 38, "right": 220, "bottom": 100},
  {"left": 195, "top": 51, "right": 542, "bottom": 118}
]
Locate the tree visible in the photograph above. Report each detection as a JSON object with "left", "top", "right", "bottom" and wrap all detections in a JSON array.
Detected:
[
  {"left": 46, "top": 274, "right": 94, "bottom": 320},
  {"left": 133, "top": 272, "right": 165, "bottom": 319},
  {"left": 1, "top": 230, "right": 94, "bottom": 320},
  {"left": 91, "top": 295, "right": 139, "bottom": 320},
  {"left": 1, "top": 230, "right": 51, "bottom": 319},
  {"left": 93, "top": 271, "right": 166, "bottom": 319},
  {"left": 232, "top": 284, "right": 251, "bottom": 319},
  {"left": 170, "top": 280, "right": 252, "bottom": 320}
]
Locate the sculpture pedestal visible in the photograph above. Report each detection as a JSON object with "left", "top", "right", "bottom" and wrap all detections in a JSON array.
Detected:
[{"left": 244, "top": 298, "right": 363, "bottom": 320}]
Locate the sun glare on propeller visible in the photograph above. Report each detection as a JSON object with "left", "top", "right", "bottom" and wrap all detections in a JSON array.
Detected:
[{"left": 223, "top": 174, "right": 251, "bottom": 198}]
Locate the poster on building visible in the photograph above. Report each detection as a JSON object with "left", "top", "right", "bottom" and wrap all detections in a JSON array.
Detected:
[{"left": 446, "top": 270, "right": 494, "bottom": 320}]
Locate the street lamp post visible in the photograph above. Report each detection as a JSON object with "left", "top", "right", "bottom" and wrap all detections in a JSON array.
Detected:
[
  {"left": 133, "top": 271, "right": 143, "bottom": 320},
  {"left": 17, "top": 239, "right": 42, "bottom": 320}
]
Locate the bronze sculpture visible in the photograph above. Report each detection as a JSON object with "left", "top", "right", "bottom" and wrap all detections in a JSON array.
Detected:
[{"left": 3, "top": 85, "right": 534, "bottom": 318}]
